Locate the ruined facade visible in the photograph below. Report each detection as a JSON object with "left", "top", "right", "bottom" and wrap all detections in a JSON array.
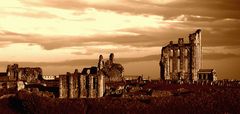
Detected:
[
  {"left": 59, "top": 53, "right": 125, "bottom": 98},
  {"left": 160, "top": 29, "right": 202, "bottom": 81},
  {"left": 0, "top": 64, "right": 43, "bottom": 93},
  {"left": 101, "top": 53, "right": 124, "bottom": 82},
  {"left": 6, "top": 64, "right": 42, "bottom": 82},
  {"left": 59, "top": 68, "right": 104, "bottom": 98}
]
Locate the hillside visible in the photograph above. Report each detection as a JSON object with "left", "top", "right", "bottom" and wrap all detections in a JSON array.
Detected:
[{"left": 0, "top": 83, "right": 240, "bottom": 114}]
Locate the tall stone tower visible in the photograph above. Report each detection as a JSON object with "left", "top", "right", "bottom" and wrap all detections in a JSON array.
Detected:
[{"left": 189, "top": 29, "right": 202, "bottom": 81}]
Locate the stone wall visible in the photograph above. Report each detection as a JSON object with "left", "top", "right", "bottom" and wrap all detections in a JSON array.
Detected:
[
  {"left": 59, "top": 67, "right": 105, "bottom": 98},
  {"left": 6, "top": 64, "right": 42, "bottom": 82},
  {"left": 160, "top": 29, "right": 202, "bottom": 82}
]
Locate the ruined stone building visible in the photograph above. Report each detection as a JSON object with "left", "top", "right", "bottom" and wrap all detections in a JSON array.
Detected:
[
  {"left": 160, "top": 29, "right": 203, "bottom": 81},
  {"left": 59, "top": 53, "right": 124, "bottom": 98},
  {"left": 101, "top": 53, "right": 125, "bottom": 95},
  {"left": 59, "top": 68, "right": 104, "bottom": 98},
  {"left": 0, "top": 64, "right": 43, "bottom": 82},
  {"left": 0, "top": 64, "right": 43, "bottom": 92},
  {"left": 101, "top": 53, "right": 124, "bottom": 82}
]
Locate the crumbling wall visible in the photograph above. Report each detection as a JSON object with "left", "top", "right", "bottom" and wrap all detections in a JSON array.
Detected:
[
  {"left": 6, "top": 64, "right": 42, "bottom": 82},
  {"left": 79, "top": 74, "right": 87, "bottom": 98},
  {"left": 59, "top": 67, "right": 105, "bottom": 98},
  {"left": 97, "top": 73, "right": 104, "bottom": 97},
  {"left": 59, "top": 74, "right": 68, "bottom": 98},
  {"left": 58, "top": 53, "right": 124, "bottom": 98},
  {"left": 101, "top": 53, "right": 124, "bottom": 82},
  {"left": 160, "top": 29, "right": 202, "bottom": 82}
]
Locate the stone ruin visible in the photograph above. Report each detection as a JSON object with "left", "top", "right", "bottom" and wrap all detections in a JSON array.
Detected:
[
  {"left": 59, "top": 53, "right": 124, "bottom": 98},
  {"left": 160, "top": 29, "right": 217, "bottom": 82},
  {"left": 59, "top": 68, "right": 104, "bottom": 98},
  {"left": 6, "top": 64, "right": 42, "bottom": 82},
  {"left": 0, "top": 64, "right": 43, "bottom": 94},
  {"left": 160, "top": 29, "right": 202, "bottom": 81},
  {"left": 101, "top": 53, "right": 124, "bottom": 82}
]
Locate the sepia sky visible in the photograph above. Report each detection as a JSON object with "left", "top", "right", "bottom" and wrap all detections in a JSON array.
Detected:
[{"left": 0, "top": 0, "right": 240, "bottom": 79}]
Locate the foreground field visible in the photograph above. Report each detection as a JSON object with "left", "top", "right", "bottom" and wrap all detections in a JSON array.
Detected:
[{"left": 0, "top": 83, "right": 240, "bottom": 114}]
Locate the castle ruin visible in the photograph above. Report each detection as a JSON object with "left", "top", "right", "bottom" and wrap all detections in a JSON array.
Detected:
[
  {"left": 160, "top": 29, "right": 202, "bottom": 81},
  {"left": 59, "top": 67, "right": 104, "bottom": 98},
  {"left": 6, "top": 64, "right": 42, "bottom": 82},
  {"left": 59, "top": 53, "right": 124, "bottom": 98}
]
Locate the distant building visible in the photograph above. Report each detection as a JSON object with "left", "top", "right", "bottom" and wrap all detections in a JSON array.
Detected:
[
  {"left": 0, "top": 64, "right": 42, "bottom": 82},
  {"left": 0, "top": 64, "right": 43, "bottom": 92},
  {"left": 42, "top": 75, "right": 58, "bottom": 80},
  {"left": 59, "top": 68, "right": 104, "bottom": 98},
  {"left": 160, "top": 29, "right": 216, "bottom": 82},
  {"left": 59, "top": 53, "right": 124, "bottom": 98},
  {"left": 198, "top": 69, "right": 217, "bottom": 81}
]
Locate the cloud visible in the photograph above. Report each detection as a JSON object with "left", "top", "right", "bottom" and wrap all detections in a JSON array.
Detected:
[
  {"left": 203, "top": 46, "right": 240, "bottom": 60},
  {"left": 20, "top": 0, "right": 240, "bottom": 20},
  {"left": 1, "top": 0, "right": 240, "bottom": 51},
  {"left": 0, "top": 7, "right": 58, "bottom": 19},
  {"left": 0, "top": 54, "right": 160, "bottom": 67},
  {"left": 203, "top": 53, "right": 240, "bottom": 60},
  {"left": 1, "top": 50, "right": 238, "bottom": 67},
  {"left": 1, "top": 20, "right": 240, "bottom": 50}
]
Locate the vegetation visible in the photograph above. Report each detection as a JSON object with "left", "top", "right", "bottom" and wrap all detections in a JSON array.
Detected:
[{"left": 0, "top": 83, "right": 239, "bottom": 114}]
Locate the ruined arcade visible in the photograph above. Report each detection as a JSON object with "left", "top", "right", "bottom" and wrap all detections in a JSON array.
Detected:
[
  {"left": 59, "top": 53, "right": 125, "bottom": 98},
  {"left": 160, "top": 29, "right": 215, "bottom": 81}
]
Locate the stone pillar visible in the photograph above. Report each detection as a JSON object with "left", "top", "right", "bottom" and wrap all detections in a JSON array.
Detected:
[
  {"left": 165, "top": 53, "right": 170, "bottom": 80},
  {"left": 72, "top": 70, "right": 79, "bottom": 98},
  {"left": 178, "top": 38, "right": 185, "bottom": 80},
  {"left": 178, "top": 38, "right": 184, "bottom": 72},
  {"left": 172, "top": 48, "right": 178, "bottom": 80},
  {"left": 88, "top": 74, "right": 94, "bottom": 98},
  {"left": 79, "top": 74, "right": 87, "bottom": 98},
  {"left": 160, "top": 48, "right": 167, "bottom": 80},
  {"left": 159, "top": 60, "right": 165, "bottom": 80},
  {"left": 14, "top": 64, "right": 19, "bottom": 80},
  {"left": 67, "top": 72, "right": 74, "bottom": 98},
  {"left": 169, "top": 58, "right": 173, "bottom": 79},
  {"left": 93, "top": 76, "right": 97, "bottom": 98},
  {"left": 109, "top": 53, "right": 114, "bottom": 65},
  {"left": 163, "top": 48, "right": 170, "bottom": 80},
  {"left": 59, "top": 74, "right": 68, "bottom": 98},
  {"left": 97, "top": 73, "right": 104, "bottom": 97},
  {"left": 196, "top": 29, "right": 202, "bottom": 68},
  {"left": 186, "top": 48, "right": 192, "bottom": 81},
  {"left": 98, "top": 55, "right": 104, "bottom": 71},
  {"left": 189, "top": 30, "right": 202, "bottom": 81}
]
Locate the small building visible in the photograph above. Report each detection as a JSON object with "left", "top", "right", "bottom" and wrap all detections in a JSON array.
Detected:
[
  {"left": 42, "top": 75, "right": 58, "bottom": 80},
  {"left": 197, "top": 69, "right": 217, "bottom": 81}
]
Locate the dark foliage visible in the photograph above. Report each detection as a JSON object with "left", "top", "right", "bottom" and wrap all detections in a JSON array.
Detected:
[{"left": 2, "top": 84, "right": 240, "bottom": 114}]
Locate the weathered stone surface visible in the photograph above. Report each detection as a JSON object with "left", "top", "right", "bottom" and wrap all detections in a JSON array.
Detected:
[
  {"left": 160, "top": 29, "right": 202, "bottom": 82},
  {"left": 59, "top": 53, "right": 124, "bottom": 98},
  {"left": 101, "top": 53, "right": 124, "bottom": 82},
  {"left": 6, "top": 64, "right": 42, "bottom": 82}
]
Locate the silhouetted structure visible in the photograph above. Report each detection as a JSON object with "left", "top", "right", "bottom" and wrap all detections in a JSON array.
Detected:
[
  {"left": 59, "top": 68, "right": 104, "bottom": 98},
  {"left": 0, "top": 64, "right": 43, "bottom": 82},
  {"left": 59, "top": 53, "right": 124, "bottom": 98},
  {"left": 198, "top": 69, "right": 217, "bottom": 81},
  {"left": 160, "top": 29, "right": 216, "bottom": 82}
]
